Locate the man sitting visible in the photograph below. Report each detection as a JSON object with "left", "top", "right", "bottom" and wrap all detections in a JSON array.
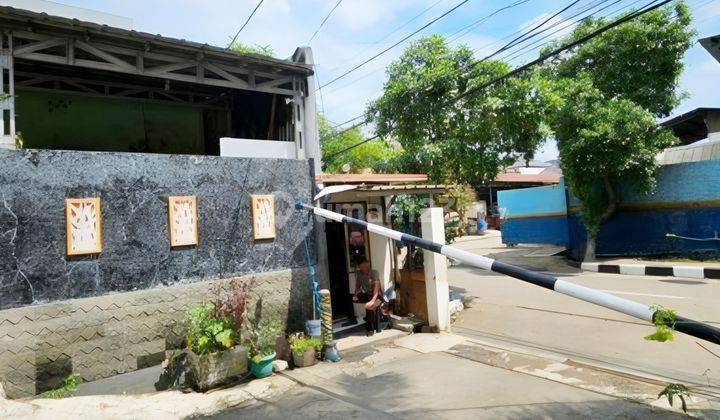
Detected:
[{"left": 352, "top": 258, "right": 382, "bottom": 336}]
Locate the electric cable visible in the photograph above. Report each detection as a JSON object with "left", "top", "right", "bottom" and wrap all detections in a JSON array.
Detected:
[
  {"left": 307, "top": 0, "right": 344, "bottom": 45},
  {"left": 324, "top": 0, "right": 673, "bottom": 161},
  {"left": 318, "top": 0, "right": 473, "bottom": 90},
  {"left": 228, "top": 0, "right": 265, "bottom": 48}
]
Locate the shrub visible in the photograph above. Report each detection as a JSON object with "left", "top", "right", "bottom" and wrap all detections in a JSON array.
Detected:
[
  {"left": 288, "top": 334, "right": 323, "bottom": 357},
  {"left": 213, "top": 277, "right": 254, "bottom": 332},
  {"left": 645, "top": 304, "right": 676, "bottom": 342},
  {"left": 37, "top": 374, "right": 80, "bottom": 399},
  {"left": 185, "top": 302, "right": 237, "bottom": 355},
  {"left": 246, "top": 318, "right": 282, "bottom": 363},
  {"left": 658, "top": 383, "right": 690, "bottom": 413}
]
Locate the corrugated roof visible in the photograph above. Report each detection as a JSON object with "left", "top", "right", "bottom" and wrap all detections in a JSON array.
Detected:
[
  {"left": 355, "top": 184, "right": 447, "bottom": 192},
  {"left": 0, "top": 5, "right": 312, "bottom": 76},
  {"left": 507, "top": 159, "right": 553, "bottom": 169},
  {"left": 657, "top": 137, "right": 720, "bottom": 165},
  {"left": 316, "top": 173, "right": 428, "bottom": 184}
]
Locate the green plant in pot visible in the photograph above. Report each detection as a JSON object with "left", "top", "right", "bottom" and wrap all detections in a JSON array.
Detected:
[
  {"left": 288, "top": 334, "right": 322, "bottom": 368},
  {"left": 185, "top": 302, "right": 238, "bottom": 354},
  {"left": 245, "top": 319, "right": 281, "bottom": 378},
  {"left": 156, "top": 278, "right": 254, "bottom": 391}
]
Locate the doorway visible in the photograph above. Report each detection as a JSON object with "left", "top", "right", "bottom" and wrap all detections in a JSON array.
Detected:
[{"left": 325, "top": 221, "right": 354, "bottom": 320}]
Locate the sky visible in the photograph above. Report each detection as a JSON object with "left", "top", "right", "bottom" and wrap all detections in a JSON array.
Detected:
[{"left": 29, "top": 0, "right": 720, "bottom": 161}]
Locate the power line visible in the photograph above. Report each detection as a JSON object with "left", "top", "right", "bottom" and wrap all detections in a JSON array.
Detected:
[
  {"left": 326, "top": 0, "right": 599, "bottom": 134},
  {"left": 307, "top": 0, "right": 344, "bottom": 45},
  {"left": 454, "top": 0, "right": 668, "bottom": 101},
  {"left": 322, "top": 0, "right": 447, "bottom": 74},
  {"left": 315, "top": 66, "right": 326, "bottom": 115},
  {"left": 324, "top": 134, "right": 381, "bottom": 161},
  {"left": 325, "top": 0, "right": 673, "bottom": 162},
  {"left": 321, "top": 0, "right": 538, "bottom": 129},
  {"left": 446, "top": 0, "right": 533, "bottom": 43},
  {"left": 481, "top": 0, "right": 582, "bottom": 62},
  {"left": 228, "top": 0, "right": 265, "bottom": 48},
  {"left": 318, "top": 0, "right": 472, "bottom": 90},
  {"left": 500, "top": 0, "right": 634, "bottom": 63},
  {"left": 453, "top": 0, "right": 606, "bottom": 54},
  {"left": 331, "top": 115, "right": 366, "bottom": 130},
  {"left": 484, "top": 0, "right": 624, "bottom": 64},
  {"left": 324, "top": 0, "right": 658, "bottom": 146},
  {"left": 364, "top": 0, "right": 446, "bottom": 48}
]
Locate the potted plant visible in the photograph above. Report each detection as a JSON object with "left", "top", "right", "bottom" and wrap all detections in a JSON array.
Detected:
[
  {"left": 156, "top": 278, "right": 253, "bottom": 391},
  {"left": 246, "top": 319, "right": 281, "bottom": 378},
  {"left": 288, "top": 334, "right": 322, "bottom": 368}
]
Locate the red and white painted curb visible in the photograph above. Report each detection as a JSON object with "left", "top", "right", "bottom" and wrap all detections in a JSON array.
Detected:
[{"left": 581, "top": 262, "right": 720, "bottom": 280}]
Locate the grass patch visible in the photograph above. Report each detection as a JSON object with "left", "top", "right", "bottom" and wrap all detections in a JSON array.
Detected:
[{"left": 37, "top": 374, "right": 80, "bottom": 399}]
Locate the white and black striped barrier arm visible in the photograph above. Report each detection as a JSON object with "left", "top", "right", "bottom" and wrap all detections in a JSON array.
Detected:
[{"left": 300, "top": 204, "right": 720, "bottom": 346}]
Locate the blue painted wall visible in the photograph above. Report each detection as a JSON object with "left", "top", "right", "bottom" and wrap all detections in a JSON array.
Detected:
[
  {"left": 498, "top": 180, "right": 568, "bottom": 218},
  {"left": 570, "top": 160, "right": 720, "bottom": 259},
  {"left": 501, "top": 216, "right": 570, "bottom": 247},
  {"left": 500, "top": 160, "right": 720, "bottom": 259},
  {"left": 498, "top": 179, "right": 569, "bottom": 246}
]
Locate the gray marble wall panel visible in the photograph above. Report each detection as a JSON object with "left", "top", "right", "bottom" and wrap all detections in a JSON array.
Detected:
[{"left": 0, "top": 149, "right": 315, "bottom": 310}]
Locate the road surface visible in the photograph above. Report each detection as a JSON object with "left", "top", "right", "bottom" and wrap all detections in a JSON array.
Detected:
[{"left": 449, "top": 234, "right": 720, "bottom": 389}]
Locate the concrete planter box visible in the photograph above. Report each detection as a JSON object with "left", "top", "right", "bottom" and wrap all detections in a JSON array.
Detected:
[
  {"left": 292, "top": 347, "right": 317, "bottom": 368},
  {"left": 155, "top": 346, "right": 248, "bottom": 391}
]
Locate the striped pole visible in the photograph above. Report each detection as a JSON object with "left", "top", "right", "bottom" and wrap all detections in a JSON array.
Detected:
[
  {"left": 319, "top": 289, "right": 333, "bottom": 344},
  {"left": 301, "top": 204, "right": 720, "bottom": 346}
]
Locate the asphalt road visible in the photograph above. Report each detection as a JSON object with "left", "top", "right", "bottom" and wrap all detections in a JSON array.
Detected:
[{"left": 449, "top": 234, "right": 720, "bottom": 389}]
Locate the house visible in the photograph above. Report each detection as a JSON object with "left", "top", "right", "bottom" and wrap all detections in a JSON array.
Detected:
[
  {"left": 315, "top": 173, "right": 447, "bottom": 329},
  {"left": 0, "top": 3, "right": 320, "bottom": 169},
  {"left": 0, "top": 3, "right": 321, "bottom": 398}
]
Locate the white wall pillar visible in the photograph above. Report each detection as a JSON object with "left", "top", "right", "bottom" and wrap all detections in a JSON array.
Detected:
[
  {"left": 292, "top": 47, "right": 321, "bottom": 174},
  {"left": 421, "top": 207, "right": 450, "bottom": 332},
  {"left": 369, "top": 232, "right": 392, "bottom": 296},
  {"left": 291, "top": 47, "right": 328, "bottom": 290}
]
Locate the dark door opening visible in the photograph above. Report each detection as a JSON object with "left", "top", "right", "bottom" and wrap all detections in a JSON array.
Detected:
[{"left": 325, "top": 221, "right": 354, "bottom": 321}]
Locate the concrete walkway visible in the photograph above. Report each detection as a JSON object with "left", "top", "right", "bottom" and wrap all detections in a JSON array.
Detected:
[
  {"left": 4, "top": 332, "right": 709, "bottom": 418},
  {"left": 209, "top": 333, "right": 705, "bottom": 419}
]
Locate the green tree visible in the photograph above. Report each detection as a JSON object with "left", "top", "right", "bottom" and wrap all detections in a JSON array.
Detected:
[
  {"left": 368, "top": 35, "right": 553, "bottom": 186},
  {"left": 545, "top": 3, "right": 694, "bottom": 260},
  {"left": 553, "top": 77, "right": 676, "bottom": 259},
  {"left": 542, "top": 2, "right": 694, "bottom": 117},
  {"left": 319, "top": 115, "right": 397, "bottom": 173}
]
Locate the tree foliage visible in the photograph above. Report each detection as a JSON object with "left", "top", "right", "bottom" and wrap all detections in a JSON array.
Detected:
[
  {"left": 368, "top": 35, "right": 553, "bottom": 186},
  {"left": 552, "top": 75, "right": 677, "bottom": 236},
  {"left": 543, "top": 3, "right": 693, "bottom": 258},
  {"left": 319, "top": 115, "right": 398, "bottom": 173},
  {"left": 542, "top": 2, "right": 694, "bottom": 117}
]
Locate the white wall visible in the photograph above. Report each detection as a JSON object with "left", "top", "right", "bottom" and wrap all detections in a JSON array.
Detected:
[
  {"left": 517, "top": 167, "right": 546, "bottom": 175},
  {"left": 220, "top": 137, "right": 296, "bottom": 159}
]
